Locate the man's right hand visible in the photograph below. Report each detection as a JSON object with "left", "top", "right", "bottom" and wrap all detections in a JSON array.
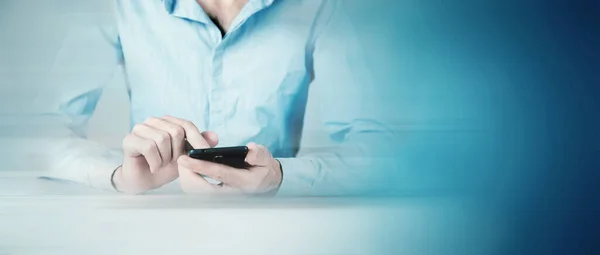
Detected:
[{"left": 112, "top": 116, "right": 218, "bottom": 194}]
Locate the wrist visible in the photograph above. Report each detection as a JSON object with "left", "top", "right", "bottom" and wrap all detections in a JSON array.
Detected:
[
  {"left": 110, "top": 165, "right": 124, "bottom": 193},
  {"left": 274, "top": 158, "right": 283, "bottom": 189}
]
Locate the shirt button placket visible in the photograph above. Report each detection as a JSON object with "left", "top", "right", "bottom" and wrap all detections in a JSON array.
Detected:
[{"left": 210, "top": 46, "right": 225, "bottom": 129}]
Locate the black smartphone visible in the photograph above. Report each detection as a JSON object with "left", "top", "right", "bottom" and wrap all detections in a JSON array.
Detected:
[{"left": 188, "top": 146, "right": 249, "bottom": 169}]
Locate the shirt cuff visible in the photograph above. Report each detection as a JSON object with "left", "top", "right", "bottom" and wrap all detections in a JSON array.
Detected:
[
  {"left": 86, "top": 153, "right": 123, "bottom": 191},
  {"left": 43, "top": 146, "right": 123, "bottom": 192},
  {"left": 275, "top": 158, "right": 320, "bottom": 196}
]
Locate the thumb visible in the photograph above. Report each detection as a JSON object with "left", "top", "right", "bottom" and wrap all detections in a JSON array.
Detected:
[{"left": 245, "top": 143, "right": 271, "bottom": 166}]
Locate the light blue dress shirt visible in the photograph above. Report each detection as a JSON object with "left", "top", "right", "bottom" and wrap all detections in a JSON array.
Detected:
[{"left": 44, "top": 0, "right": 393, "bottom": 196}]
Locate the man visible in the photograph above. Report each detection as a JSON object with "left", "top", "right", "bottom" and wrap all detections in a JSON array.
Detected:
[{"left": 44, "top": 0, "right": 392, "bottom": 196}]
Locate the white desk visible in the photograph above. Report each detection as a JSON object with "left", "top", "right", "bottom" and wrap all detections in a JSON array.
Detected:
[{"left": 0, "top": 171, "right": 501, "bottom": 255}]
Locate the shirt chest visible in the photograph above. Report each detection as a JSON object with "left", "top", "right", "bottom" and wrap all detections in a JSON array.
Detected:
[
  {"left": 117, "top": 2, "right": 315, "bottom": 100},
  {"left": 114, "top": 1, "right": 321, "bottom": 141}
]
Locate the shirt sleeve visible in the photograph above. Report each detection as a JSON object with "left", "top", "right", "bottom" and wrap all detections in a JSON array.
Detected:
[
  {"left": 276, "top": 0, "right": 399, "bottom": 196},
  {"left": 6, "top": 7, "right": 125, "bottom": 191}
]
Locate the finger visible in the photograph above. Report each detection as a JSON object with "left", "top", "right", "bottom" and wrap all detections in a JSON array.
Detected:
[
  {"left": 185, "top": 131, "right": 219, "bottom": 150},
  {"left": 245, "top": 142, "right": 271, "bottom": 167},
  {"left": 132, "top": 123, "right": 171, "bottom": 166},
  {"left": 178, "top": 155, "right": 248, "bottom": 187},
  {"left": 178, "top": 161, "right": 219, "bottom": 194},
  {"left": 144, "top": 117, "right": 186, "bottom": 161},
  {"left": 201, "top": 131, "right": 219, "bottom": 148},
  {"left": 161, "top": 116, "right": 213, "bottom": 149},
  {"left": 123, "top": 134, "right": 162, "bottom": 173}
]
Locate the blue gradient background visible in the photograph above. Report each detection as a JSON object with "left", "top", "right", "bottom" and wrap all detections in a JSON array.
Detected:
[
  {"left": 0, "top": 0, "right": 598, "bottom": 254},
  {"left": 348, "top": 0, "right": 599, "bottom": 253}
]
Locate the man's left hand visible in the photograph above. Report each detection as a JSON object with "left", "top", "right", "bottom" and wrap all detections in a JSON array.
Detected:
[{"left": 177, "top": 142, "right": 283, "bottom": 195}]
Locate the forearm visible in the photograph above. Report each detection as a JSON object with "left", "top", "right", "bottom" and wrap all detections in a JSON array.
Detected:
[
  {"left": 276, "top": 121, "right": 398, "bottom": 196},
  {"left": 4, "top": 114, "right": 123, "bottom": 191},
  {"left": 47, "top": 136, "right": 123, "bottom": 191}
]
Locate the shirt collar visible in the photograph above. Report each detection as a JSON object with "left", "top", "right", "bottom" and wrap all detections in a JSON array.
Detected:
[
  {"left": 229, "top": 0, "right": 276, "bottom": 31},
  {"left": 162, "top": 0, "right": 277, "bottom": 31},
  {"left": 162, "top": 0, "right": 276, "bottom": 16},
  {"left": 163, "top": 0, "right": 211, "bottom": 24},
  {"left": 252, "top": 0, "right": 276, "bottom": 8}
]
